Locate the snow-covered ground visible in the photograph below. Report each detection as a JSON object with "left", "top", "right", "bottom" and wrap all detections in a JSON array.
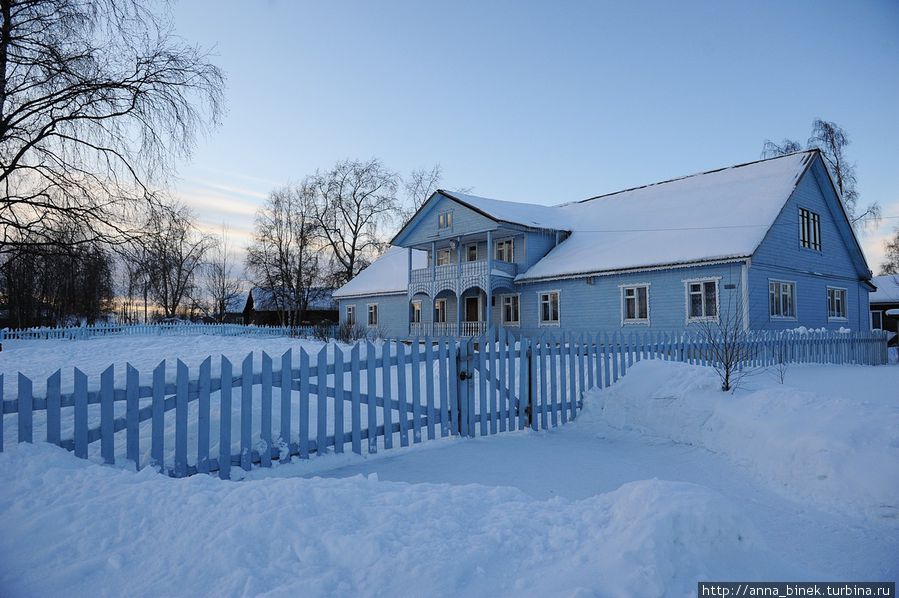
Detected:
[
  {"left": 592, "top": 361, "right": 899, "bottom": 520},
  {"left": 1, "top": 335, "right": 897, "bottom": 596},
  {"left": 0, "top": 335, "right": 338, "bottom": 395}
]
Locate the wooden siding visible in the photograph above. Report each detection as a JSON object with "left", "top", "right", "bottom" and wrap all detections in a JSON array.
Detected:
[
  {"left": 397, "top": 194, "right": 498, "bottom": 247},
  {"left": 338, "top": 294, "right": 409, "bottom": 337},
  {"left": 514, "top": 262, "right": 746, "bottom": 336},
  {"left": 748, "top": 158, "right": 871, "bottom": 331}
]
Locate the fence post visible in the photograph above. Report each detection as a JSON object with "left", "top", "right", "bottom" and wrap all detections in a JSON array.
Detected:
[
  {"left": 520, "top": 338, "right": 531, "bottom": 429},
  {"left": 17, "top": 373, "right": 33, "bottom": 444},
  {"left": 458, "top": 339, "right": 469, "bottom": 437},
  {"left": 220, "top": 356, "right": 233, "bottom": 480}
]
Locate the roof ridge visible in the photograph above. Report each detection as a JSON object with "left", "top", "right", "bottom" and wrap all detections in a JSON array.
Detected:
[{"left": 569, "top": 149, "right": 817, "bottom": 206}]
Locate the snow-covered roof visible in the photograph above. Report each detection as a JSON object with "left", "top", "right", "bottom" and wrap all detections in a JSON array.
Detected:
[
  {"left": 333, "top": 247, "right": 429, "bottom": 299},
  {"left": 441, "top": 191, "right": 570, "bottom": 230},
  {"left": 870, "top": 275, "right": 899, "bottom": 304},
  {"left": 224, "top": 293, "right": 247, "bottom": 314},
  {"left": 343, "top": 152, "right": 826, "bottom": 295},
  {"left": 518, "top": 151, "right": 814, "bottom": 281}
]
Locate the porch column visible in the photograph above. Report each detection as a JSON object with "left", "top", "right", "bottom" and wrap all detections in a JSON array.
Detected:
[
  {"left": 430, "top": 241, "right": 436, "bottom": 281},
  {"left": 457, "top": 236, "right": 463, "bottom": 337},
  {"left": 456, "top": 291, "right": 463, "bottom": 337},
  {"left": 486, "top": 230, "right": 493, "bottom": 332},
  {"left": 408, "top": 247, "right": 413, "bottom": 335}
]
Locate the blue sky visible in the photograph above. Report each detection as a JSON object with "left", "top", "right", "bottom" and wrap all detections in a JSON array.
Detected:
[{"left": 170, "top": 0, "right": 899, "bottom": 270}]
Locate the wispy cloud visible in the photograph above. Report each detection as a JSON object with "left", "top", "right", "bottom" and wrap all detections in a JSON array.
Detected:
[{"left": 185, "top": 178, "right": 270, "bottom": 201}]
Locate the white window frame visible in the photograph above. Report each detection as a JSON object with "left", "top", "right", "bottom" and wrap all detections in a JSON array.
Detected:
[
  {"left": 434, "top": 298, "right": 447, "bottom": 324},
  {"left": 494, "top": 238, "right": 514, "bottom": 263},
  {"left": 345, "top": 305, "right": 356, "bottom": 326},
  {"left": 366, "top": 303, "right": 379, "bottom": 327},
  {"left": 799, "top": 207, "right": 821, "bottom": 251},
  {"left": 438, "top": 210, "right": 453, "bottom": 230},
  {"left": 500, "top": 294, "right": 521, "bottom": 326},
  {"left": 620, "top": 283, "right": 651, "bottom": 325},
  {"left": 871, "top": 310, "right": 883, "bottom": 330},
  {"left": 768, "top": 279, "right": 797, "bottom": 320},
  {"left": 683, "top": 277, "right": 720, "bottom": 323},
  {"left": 410, "top": 300, "right": 422, "bottom": 324},
  {"left": 538, "top": 290, "right": 561, "bottom": 327},
  {"left": 826, "top": 287, "right": 847, "bottom": 321},
  {"left": 436, "top": 248, "right": 452, "bottom": 266},
  {"left": 465, "top": 243, "right": 479, "bottom": 262}
]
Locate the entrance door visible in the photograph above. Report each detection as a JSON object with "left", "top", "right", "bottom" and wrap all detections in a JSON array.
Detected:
[{"left": 464, "top": 296, "right": 480, "bottom": 322}]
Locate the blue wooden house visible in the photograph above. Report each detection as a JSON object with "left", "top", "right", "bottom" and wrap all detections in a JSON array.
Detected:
[{"left": 334, "top": 150, "right": 874, "bottom": 338}]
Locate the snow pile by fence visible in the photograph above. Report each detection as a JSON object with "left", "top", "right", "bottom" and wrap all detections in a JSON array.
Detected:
[
  {"left": 586, "top": 361, "right": 899, "bottom": 520},
  {"left": 0, "top": 442, "right": 779, "bottom": 597}
]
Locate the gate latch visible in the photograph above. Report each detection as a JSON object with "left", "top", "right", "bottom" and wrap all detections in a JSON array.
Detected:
[{"left": 459, "top": 370, "right": 471, "bottom": 381}]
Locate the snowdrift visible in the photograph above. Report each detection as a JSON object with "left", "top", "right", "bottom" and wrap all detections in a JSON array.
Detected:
[
  {"left": 0, "top": 443, "right": 778, "bottom": 597},
  {"left": 586, "top": 361, "right": 899, "bottom": 520}
]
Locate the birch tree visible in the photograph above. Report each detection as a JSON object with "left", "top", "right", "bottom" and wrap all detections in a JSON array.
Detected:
[
  {"left": 246, "top": 183, "right": 323, "bottom": 326},
  {"left": 0, "top": 0, "right": 223, "bottom": 254},
  {"left": 762, "top": 119, "right": 880, "bottom": 228}
]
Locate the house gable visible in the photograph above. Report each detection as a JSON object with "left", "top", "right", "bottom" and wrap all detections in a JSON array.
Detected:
[
  {"left": 747, "top": 152, "right": 873, "bottom": 331},
  {"left": 392, "top": 191, "right": 501, "bottom": 247},
  {"left": 750, "top": 153, "right": 871, "bottom": 281}
]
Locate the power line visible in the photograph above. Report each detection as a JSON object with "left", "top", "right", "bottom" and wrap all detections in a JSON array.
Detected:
[{"left": 565, "top": 215, "right": 899, "bottom": 234}]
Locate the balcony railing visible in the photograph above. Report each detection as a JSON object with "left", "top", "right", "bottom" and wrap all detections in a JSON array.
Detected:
[
  {"left": 459, "top": 321, "right": 486, "bottom": 337},
  {"left": 409, "top": 259, "right": 516, "bottom": 285},
  {"left": 408, "top": 321, "right": 487, "bottom": 337}
]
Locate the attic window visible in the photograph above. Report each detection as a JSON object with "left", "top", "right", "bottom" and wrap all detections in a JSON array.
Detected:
[
  {"left": 799, "top": 208, "right": 821, "bottom": 250},
  {"left": 438, "top": 211, "right": 453, "bottom": 229}
]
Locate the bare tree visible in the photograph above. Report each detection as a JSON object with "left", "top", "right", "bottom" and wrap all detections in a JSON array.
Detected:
[
  {"left": 246, "top": 182, "right": 324, "bottom": 326},
  {"left": 0, "top": 223, "right": 114, "bottom": 327},
  {"left": 761, "top": 119, "right": 879, "bottom": 228},
  {"left": 694, "top": 289, "right": 755, "bottom": 392},
  {"left": 0, "top": 0, "right": 224, "bottom": 254},
  {"left": 401, "top": 163, "right": 442, "bottom": 220},
  {"left": 145, "top": 203, "right": 209, "bottom": 319},
  {"left": 312, "top": 158, "right": 399, "bottom": 286},
  {"left": 761, "top": 139, "right": 803, "bottom": 157},
  {"left": 203, "top": 225, "right": 244, "bottom": 322},
  {"left": 118, "top": 236, "right": 154, "bottom": 323},
  {"left": 880, "top": 228, "right": 899, "bottom": 275}
]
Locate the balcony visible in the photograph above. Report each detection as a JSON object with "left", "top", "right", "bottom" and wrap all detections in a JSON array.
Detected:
[{"left": 409, "top": 259, "right": 517, "bottom": 296}]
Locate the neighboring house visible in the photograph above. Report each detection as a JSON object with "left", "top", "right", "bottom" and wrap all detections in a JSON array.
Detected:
[
  {"left": 869, "top": 274, "right": 899, "bottom": 345},
  {"left": 221, "top": 294, "right": 248, "bottom": 324},
  {"left": 334, "top": 150, "right": 874, "bottom": 338},
  {"left": 244, "top": 287, "right": 338, "bottom": 326}
]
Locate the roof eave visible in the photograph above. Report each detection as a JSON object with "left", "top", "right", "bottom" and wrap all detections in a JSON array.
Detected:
[{"left": 515, "top": 256, "right": 751, "bottom": 284}]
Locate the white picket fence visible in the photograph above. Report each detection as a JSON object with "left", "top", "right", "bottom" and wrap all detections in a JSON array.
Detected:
[{"left": 0, "top": 322, "right": 336, "bottom": 342}]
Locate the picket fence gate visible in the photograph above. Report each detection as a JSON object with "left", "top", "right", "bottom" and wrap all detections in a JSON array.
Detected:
[
  {"left": 0, "top": 328, "right": 888, "bottom": 477},
  {"left": 0, "top": 322, "right": 337, "bottom": 343}
]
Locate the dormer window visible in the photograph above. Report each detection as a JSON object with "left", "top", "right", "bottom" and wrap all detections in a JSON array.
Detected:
[
  {"left": 438, "top": 211, "right": 453, "bottom": 229},
  {"left": 799, "top": 208, "right": 820, "bottom": 250}
]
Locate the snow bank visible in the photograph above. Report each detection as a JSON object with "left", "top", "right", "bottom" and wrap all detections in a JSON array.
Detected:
[
  {"left": 0, "top": 443, "right": 777, "bottom": 597},
  {"left": 586, "top": 361, "right": 899, "bottom": 520}
]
